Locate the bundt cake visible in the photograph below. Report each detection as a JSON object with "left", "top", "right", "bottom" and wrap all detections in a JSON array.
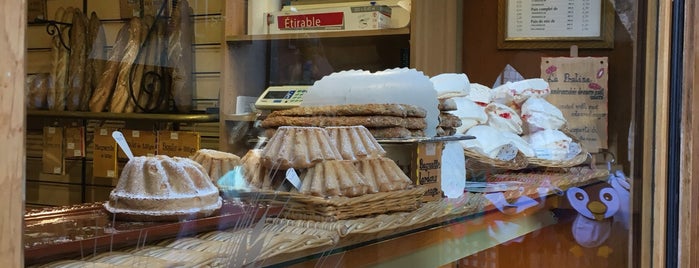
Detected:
[
  {"left": 298, "top": 160, "right": 369, "bottom": 197},
  {"left": 261, "top": 126, "right": 341, "bottom": 169},
  {"left": 355, "top": 157, "right": 413, "bottom": 192},
  {"left": 191, "top": 149, "right": 242, "bottom": 182},
  {"left": 104, "top": 155, "right": 222, "bottom": 221},
  {"left": 325, "top": 126, "right": 386, "bottom": 161}
]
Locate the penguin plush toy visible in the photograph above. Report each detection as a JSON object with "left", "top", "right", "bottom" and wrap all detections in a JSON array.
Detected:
[{"left": 566, "top": 182, "right": 620, "bottom": 255}]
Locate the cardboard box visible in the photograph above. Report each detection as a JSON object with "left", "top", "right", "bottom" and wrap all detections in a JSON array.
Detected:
[
  {"left": 42, "top": 127, "right": 64, "bottom": 175},
  {"left": 93, "top": 128, "right": 118, "bottom": 179},
  {"left": 157, "top": 131, "right": 200, "bottom": 157},
  {"left": 269, "top": 5, "right": 391, "bottom": 34},
  {"left": 415, "top": 141, "right": 444, "bottom": 202},
  {"left": 117, "top": 129, "right": 158, "bottom": 159},
  {"left": 64, "top": 127, "right": 85, "bottom": 159}
]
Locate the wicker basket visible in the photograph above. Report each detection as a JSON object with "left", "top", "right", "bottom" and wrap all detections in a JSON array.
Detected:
[
  {"left": 464, "top": 148, "right": 529, "bottom": 172},
  {"left": 239, "top": 187, "right": 427, "bottom": 222},
  {"left": 526, "top": 128, "right": 590, "bottom": 168}
]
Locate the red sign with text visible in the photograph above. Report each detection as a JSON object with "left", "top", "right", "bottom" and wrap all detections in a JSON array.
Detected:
[{"left": 277, "top": 12, "right": 344, "bottom": 30}]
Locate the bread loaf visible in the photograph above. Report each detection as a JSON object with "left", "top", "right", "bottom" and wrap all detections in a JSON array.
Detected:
[
  {"left": 26, "top": 74, "right": 49, "bottom": 110},
  {"left": 139, "top": 17, "right": 168, "bottom": 112},
  {"left": 89, "top": 22, "right": 130, "bottom": 112},
  {"left": 124, "top": 18, "right": 149, "bottom": 113},
  {"left": 82, "top": 12, "right": 106, "bottom": 111},
  {"left": 169, "top": 0, "right": 194, "bottom": 113},
  {"left": 110, "top": 17, "right": 144, "bottom": 113},
  {"left": 48, "top": 7, "right": 72, "bottom": 111},
  {"left": 66, "top": 9, "right": 87, "bottom": 111}
]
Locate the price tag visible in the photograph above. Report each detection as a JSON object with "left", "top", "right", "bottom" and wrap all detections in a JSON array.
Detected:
[
  {"left": 285, "top": 169, "right": 302, "bottom": 190},
  {"left": 67, "top": 142, "right": 75, "bottom": 150},
  {"left": 100, "top": 129, "right": 108, "bottom": 136},
  {"left": 107, "top": 170, "right": 115, "bottom": 178},
  {"left": 132, "top": 130, "right": 140, "bottom": 138},
  {"left": 425, "top": 142, "right": 437, "bottom": 156},
  {"left": 170, "top": 132, "right": 179, "bottom": 140},
  {"left": 48, "top": 127, "right": 55, "bottom": 134},
  {"left": 53, "top": 167, "right": 61, "bottom": 174},
  {"left": 74, "top": 150, "right": 81, "bottom": 157}
]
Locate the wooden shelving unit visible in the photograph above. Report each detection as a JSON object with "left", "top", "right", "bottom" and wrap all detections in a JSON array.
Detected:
[{"left": 225, "top": 27, "right": 410, "bottom": 42}]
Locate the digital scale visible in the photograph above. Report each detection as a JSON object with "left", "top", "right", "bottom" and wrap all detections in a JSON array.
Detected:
[{"left": 254, "top": 85, "right": 311, "bottom": 110}]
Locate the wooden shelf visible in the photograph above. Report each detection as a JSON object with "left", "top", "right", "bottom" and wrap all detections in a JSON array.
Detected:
[
  {"left": 226, "top": 27, "right": 410, "bottom": 42},
  {"left": 27, "top": 110, "right": 219, "bottom": 123}
]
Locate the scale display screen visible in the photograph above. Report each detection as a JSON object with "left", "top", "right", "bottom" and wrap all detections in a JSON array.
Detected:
[
  {"left": 255, "top": 85, "right": 311, "bottom": 110},
  {"left": 263, "top": 90, "right": 292, "bottom": 99}
]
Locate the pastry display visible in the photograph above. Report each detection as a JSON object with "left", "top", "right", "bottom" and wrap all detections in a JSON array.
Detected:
[
  {"left": 325, "top": 126, "right": 386, "bottom": 161},
  {"left": 521, "top": 97, "right": 567, "bottom": 132},
  {"left": 261, "top": 126, "right": 341, "bottom": 169},
  {"left": 437, "top": 100, "right": 463, "bottom": 137},
  {"left": 261, "top": 103, "right": 428, "bottom": 139},
  {"left": 86, "top": 251, "right": 182, "bottom": 267},
  {"left": 355, "top": 156, "right": 413, "bottom": 192},
  {"left": 298, "top": 160, "right": 370, "bottom": 197},
  {"left": 466, "top": 83, "right": 493, "bottom": 106},
  {"left": 240, "top": 149, "right": 273, "bottom": 190},
  {"left": 461, "top": 125, "right": 519, "bottom": 161},
  {"left": 449, "top": 96, "right": 488, "bottom": 134},
  {"left": 104, "top": 155, "right": 222, "bottom": 221},
  {"left": 485, "top": 102, "right": 523, "bottom": 135},
  {"left": 438, "top": 98, "right": 458, "bottom": 111},
  {"left": 191, "top": 149, "right": 242, "bottom": 182},
  {"left": 524, "top": 129, "right": 579, "bottom": 161},
  {"left": 492, "top": 78, "right": 550, "bottom": 107},
  {"left": 430, "top": 73, "right": 471, "bottom": 99}
]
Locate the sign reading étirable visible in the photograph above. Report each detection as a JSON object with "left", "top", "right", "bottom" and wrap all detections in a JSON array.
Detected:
[{"left": 541, "top": 57, "right": 608, "bottom": 152}]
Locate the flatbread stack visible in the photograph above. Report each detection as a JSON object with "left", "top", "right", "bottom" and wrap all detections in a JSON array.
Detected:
[
  {"left": 437, "top": 98, "right": 462, "bottom": 136},
  {"left": 260, "top": 103, "right": 428, "bottom": 139}
]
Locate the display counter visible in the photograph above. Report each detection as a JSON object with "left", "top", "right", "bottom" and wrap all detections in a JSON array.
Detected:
[{"left": 26, "top": 168, "right": 607, "bottom": 267}]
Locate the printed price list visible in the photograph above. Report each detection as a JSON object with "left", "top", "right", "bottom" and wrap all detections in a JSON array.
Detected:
[{"left": 507, "top": 0, "right": 601, "bottom": 38}]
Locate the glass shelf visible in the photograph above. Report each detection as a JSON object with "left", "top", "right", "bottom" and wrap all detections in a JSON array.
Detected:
[{"left": 27, "top": 110, "right": 219, "bottom": 123}]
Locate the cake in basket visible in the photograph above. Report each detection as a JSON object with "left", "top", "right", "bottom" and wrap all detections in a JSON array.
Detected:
[
  {"left": 325, "top": 126, "right": 386, "bottom": 161},
  {"left": 261, "top": 126, "right": 341, "bottom": 169},
  {"left": 191, "top": 149, "right": 242, "bottom": 182},
  {"left": 104, "top": 155, "right": 222, "bottom": 221}
]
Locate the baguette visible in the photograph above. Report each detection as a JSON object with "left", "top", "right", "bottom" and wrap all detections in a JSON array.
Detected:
[
  {"left": 48, "top": 7, "right": 72, "bottom": 111},
  {"left": 66, "top": 9, "right": 87, "bottom": 111},
  {"left": 89, "top": 22, "right": 130, "bottom": 112},
  {"left": 82, "top": 12, "right": 106, "bottom": 111},
  {"left": 124, "top": 18, "right": 149, "bottom": 113},
  {"left": 110, "top": 17, "right": 144, "bottom": 113},
  {"left": 169, "top": 0, "right": 194, "bottom": 113},
  {"left": 140, "top": 17, "right": 168, "bottom": 111}
]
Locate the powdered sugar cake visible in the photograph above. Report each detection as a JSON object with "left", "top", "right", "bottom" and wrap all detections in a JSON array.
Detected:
[
  {"left": 104, "top": 155, "right": 222, "bottom": 221},
  {"left": 191, "top": 149, "right": 242, "bottom": 182},
  {"left": 355, "top": 156, "right": 413, "bottom": 193},
  {"left": 298, "top": 160, "right": 369, "bottom": 197},
  {"left": 325, "top": 126, "right": 386, "bottom": 161},
  {"left": 261, "top": 126, "right": 341, "bottom": 169}
]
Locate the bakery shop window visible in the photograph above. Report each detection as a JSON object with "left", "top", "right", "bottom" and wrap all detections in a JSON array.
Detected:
[{"left": 21, "top": 0, "right": 651, "bottom": 267}]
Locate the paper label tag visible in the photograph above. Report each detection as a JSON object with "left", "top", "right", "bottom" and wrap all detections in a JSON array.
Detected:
[
  {"left": 132, "top": 130, "right": 140, "bottom": 138},
  {"left": 100, "top": 129, "right": 108, "bottom": 136},
  {"left": 107, "top": 170, "right": 115, "bottom": 178},
  {"left": 285, "top": 169, "right": 302, "bottom": 190},
  {"left": 74, "top": 150, "right": 81, "bottom": 157},
  {"left": 170, "top": 132, "right": 179, "bottom": 140},
  {"left": 425, "top": 142, "right": 437, "bottom": 156},
  {"left": 147, "top": 153, "right": 155, "bottom": 157},
  {"left": 53, "top": 167, "right": 61, "bottom": 173},
  {"left": 48, "top": 127, "right": 55, "bottom": 134},
  {"left": 496, "top": 144, "right": 518, "bottom": 161},
  {"left": 67, "top": 142, "right": 75, "bottom": 150}
]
